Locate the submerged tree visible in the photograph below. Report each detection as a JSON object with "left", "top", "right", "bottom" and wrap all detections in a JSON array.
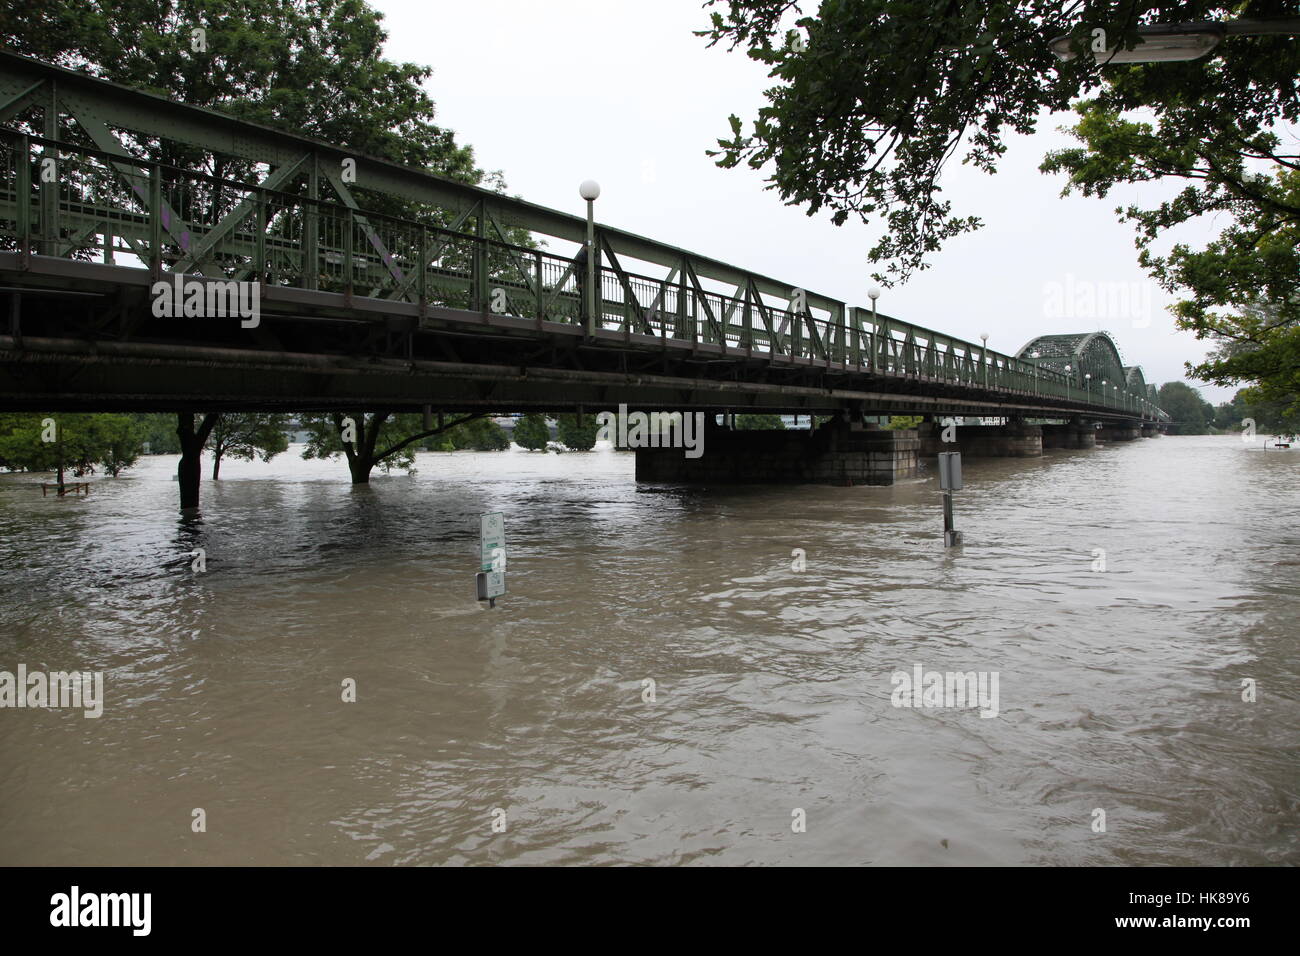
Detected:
[
  {"left": 443, "top": 417, "right": 511, "bottom": 451},
  {"left": 555, "top": 413, "right": 599, "bottom": 450},
  {"left": 512, "top": 413, "right": 552, "bottom": 451},
  {"left": 208, "top": 413, "right": 292, "bottom": 479},
  {"left": 299, "top": 411, "right": 487, "bottom": 483},
  {"left": 0, "top": 413, "right": 144, "bottom": 481}
]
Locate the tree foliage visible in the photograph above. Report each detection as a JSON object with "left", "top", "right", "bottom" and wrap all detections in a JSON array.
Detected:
[
  {"left": 702, "top": 1, "right": 1300, "bottom": 408},
  {"left": 1214, "top": 386, "right": 1300, "bottom": 433},
  {"left": 441, "top": 417, "right": 510, "bottom": 451},
  {"left": 130, "top": 413, "right": 183, "bottom": 454},
  {"left": 886, "top": 415, "right": 924, "bottom": 429},
  {"left": 734, "top": 412, "right": 787, "bottom": 429},
  {"left": 0, "top": 413, "right": 143, "bottom": 477},
  {"left": 512, "top": 413, "right": 551, "bottom": 451},
  {"left": 0, "top": 0, "right": 481, "bottom": 182},
  {"left": 208, "top": 412, "right": 291, "bottom": 479},
  {"left": 299, "top": 410, "right": 486, "bottom": 482},
  {"left": 555, "top": 413, "right": 599, "bottom": 450},
  {"left": 1156, "top": 381, "right": 1215, "bottom": 434}
]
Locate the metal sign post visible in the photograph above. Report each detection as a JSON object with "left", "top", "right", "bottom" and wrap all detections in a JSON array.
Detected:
[
  {"left": 937, "top": 452, "right": 963, "bottom": 548},
  {"left": 476, "top": 511, "right": 506, "bottom": 607}
]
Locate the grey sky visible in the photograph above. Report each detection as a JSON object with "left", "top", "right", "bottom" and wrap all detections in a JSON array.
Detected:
[{"left": 375, "top": 0, "right": 1233, "bottom": 402}]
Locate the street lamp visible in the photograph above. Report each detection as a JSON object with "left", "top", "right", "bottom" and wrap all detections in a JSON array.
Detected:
[
  {"left": 579, "top": 179, "right": 600, "bottom": 336},
  {"left": 1085, "top": 372, "right": 1092, "bottom": 403},
  {"left": 1064, "top": 363, "right": 1072, "bottom": 401},
  {"left": 980, "top": 332, "right": 989, "bottom": 388},
  {"left": 1050, "top": 18, "right": 1300, "bottom": 64}
]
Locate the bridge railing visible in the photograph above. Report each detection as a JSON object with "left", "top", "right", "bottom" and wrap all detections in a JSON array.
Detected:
[{"left": 0, "top": 128, "right": 1165, "bottom": 420}]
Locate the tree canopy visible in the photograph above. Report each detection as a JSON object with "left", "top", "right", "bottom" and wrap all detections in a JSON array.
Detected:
[
  {"left": 0, "top": 413, "right": 144, "bottom": 478},
  {"left": 556, "top": 413, "right": 599, "bottom": 450},
  {"left": 299, "top": 411, "right": 487, "bottom": 483},
  {"left": 208, "top": 412, "right": 291, "bottom": 479},
  {"left": 1157, "top": 381, "right": 1216, "bottom": 434},
  {"left": 513, "top": 414, "right": 551, "bottom": 452},
  {"left": 702, "top": 1, "right": 1299, "bottom": 411},
  {"left": 0, "top": 0, "right": 481, "bottom": 182}
]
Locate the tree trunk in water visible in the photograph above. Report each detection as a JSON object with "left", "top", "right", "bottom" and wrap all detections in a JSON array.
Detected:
[
  {"left": 177, "top": 412, "right": 219, "bottom": 511},
  {"left": 212, "top": 454, "right": 221, "bottom": 481},
  {"left": 348, "top": 455, "right": 373, "bottom": 484},
  {"left": 178, "top": 443, "right": 202, "bottom": 510}
]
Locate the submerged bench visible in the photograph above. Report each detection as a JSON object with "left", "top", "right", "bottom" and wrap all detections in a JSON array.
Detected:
[{"left": 41, "top": 482, "right": 90, "bottom": 497}]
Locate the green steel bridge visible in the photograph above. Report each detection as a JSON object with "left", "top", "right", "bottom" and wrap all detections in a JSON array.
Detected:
[{"left": 0, "top": 50, "right": 1168, "bottom": 425}]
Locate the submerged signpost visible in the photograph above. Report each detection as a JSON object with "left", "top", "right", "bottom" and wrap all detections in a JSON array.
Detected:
[
  {"left": 938, "top": 452, "right": 963, "bottom": 548},
  {"left": 476, "top": 512, "right": 506, "bottom": 608}
]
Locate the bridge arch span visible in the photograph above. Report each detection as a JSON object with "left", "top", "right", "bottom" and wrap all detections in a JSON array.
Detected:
[{"left": 1017, "top": 331, "right": 1128, "bottom": 389}]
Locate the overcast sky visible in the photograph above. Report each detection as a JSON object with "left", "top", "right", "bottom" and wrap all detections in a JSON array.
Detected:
[{"left": 374, "top": 0, "right": 1232, "bottom": 402}]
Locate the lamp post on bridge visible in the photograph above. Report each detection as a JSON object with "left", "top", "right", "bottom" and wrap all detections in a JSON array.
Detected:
[
  {"left": 980, "top": 332, "right": 989, "bottom": 389},
  {"left": 868, "top": 287, "right": 880, "bottom": 372},
  {"left": 1085, "top": 372, "right": 1092, "bottom": 404},
  {"left": 579, "top": 179, "right": 600, "bottom": 337},
  {"left": 1064, "top": 364, "right": 1072, "bottom": 402}
]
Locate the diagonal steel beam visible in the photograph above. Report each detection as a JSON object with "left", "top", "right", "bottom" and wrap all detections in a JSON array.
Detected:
[
  {"left": 63, "top": 108, "right": 212, "bottom": 274},
  {"left": 0, "top": 79, "right": 44, "bottom": 124},
  {"left": 172, "top": 152, "right": 309, "bottom": 273},
  {"left": 599, "top": 238, "right": 654, "bottom": 335},
  {"left": 321, "top": 162, "right": 409, "bottom": 293}
]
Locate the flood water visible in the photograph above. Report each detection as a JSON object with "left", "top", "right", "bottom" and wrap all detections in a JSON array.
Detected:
[{"left": 0, "top": 435, "right": 1296, "bottom": 865}]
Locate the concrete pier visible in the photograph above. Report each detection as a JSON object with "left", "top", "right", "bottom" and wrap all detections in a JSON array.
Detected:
[
  {"left": 1041, "top": 421, "right": 1098, "bottom": 449},
  {"left": 917, "top": 420, "right": 1042, "bottom": 457},
  {"left": 634, "top": 420, "right": 919, "bottom": 486},
  {"left": 1140, "top": 423, "right": 1160, "bottom": 438},
  {"left": 1096, "top": 423, "right": 1142, "bottom": 442}
]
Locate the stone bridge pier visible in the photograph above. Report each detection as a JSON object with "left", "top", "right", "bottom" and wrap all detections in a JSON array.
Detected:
[
  {"left": 1041, "top": 419, "right": 1098, "bottom": 450},
  {"left": 917, "top": 418, "right": 1042, "bottom": 457},
  {"left": 1096, "top": 422, "right": 1143, "bottom": 442},
  {"left": 634, "top": 417, "right": 919, "bottom": 486},
  {"left": 1140, "top": 423, "right": 1161, "bottom": 438}
]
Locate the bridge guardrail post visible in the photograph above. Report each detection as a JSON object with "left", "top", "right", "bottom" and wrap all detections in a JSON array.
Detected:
[
  {"left": 304, "top": 158, "right": 319, "bottom": 290},
  {"left": 254, "top": 187, "right": 267, "bottom": 284},
  {"left": 148, "top": 163, "right": 162, "bottom": 280},
  {"left": 418, "top": 225, "right": 429, "bottom": 316},
  {"left": 16, "top": 135, "right": 30, "bottom": 268},
  {"left": 343, "top": 207, "right": 355, "bottom": 302},
  {"left": 534, "top": 250, "right": 543, "bottom": 328},
  {"left": 742, "top": 286, "right": 752, "bottom": 351},
  {"left": 836, "top": 305, "right": 847, "bottom": 366},
  {"left": 849, "top": 307, "right": 862, "bottom": 368}
]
